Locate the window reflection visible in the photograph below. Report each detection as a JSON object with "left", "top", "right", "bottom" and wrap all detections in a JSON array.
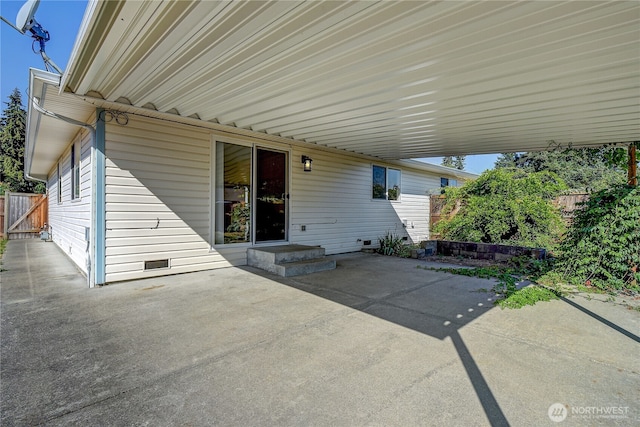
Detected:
[{"left": 215, "top": 143, "right": 252, "bottom": 244}]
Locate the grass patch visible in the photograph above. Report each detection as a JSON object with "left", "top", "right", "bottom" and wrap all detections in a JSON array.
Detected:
[
  {"left": 496, "top": 286, "right": 560, "bottom": 309},
  {"left": 419, "top": 259, "right": 562, "bottom": 309},
  {"left": 0, "top": 238, "right": 7, "bottom": 272},
  {"left": 0, "top": 238, "right": 7, "bottom": 258}
]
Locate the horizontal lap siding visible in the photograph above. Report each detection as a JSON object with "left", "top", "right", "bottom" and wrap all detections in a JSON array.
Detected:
[
  {"left": 104, "top": 116, "right": 242, "bottom": 283},
  {"left": 289, "top": 149, "right": 441, "bottom": 254},
  {"left": 103, "top": 114, "right": 458, "bottom": 282},
  {"left": 398, "top": 171, "right": 441, "bottom": 243},
  {"left": 47, "top": 128, "right": 92, "bottom": 273}
]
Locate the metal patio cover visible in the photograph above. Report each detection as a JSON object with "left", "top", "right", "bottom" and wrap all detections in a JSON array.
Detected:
[{"left": 61, "top": 0, "right": 639, "bottom": 159}]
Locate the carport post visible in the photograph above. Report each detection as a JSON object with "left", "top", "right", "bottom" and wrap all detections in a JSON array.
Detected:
[
  {"left": 92, "top": 108, "right": 106, "bottom": 286},
  {"left": 629, "top": 143, "right": 637, "bottom": 186}
]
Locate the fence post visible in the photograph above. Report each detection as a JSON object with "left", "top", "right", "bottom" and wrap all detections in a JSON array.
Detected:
[{"left": 3, "top": 191, "right": 9, "bottom": 238}]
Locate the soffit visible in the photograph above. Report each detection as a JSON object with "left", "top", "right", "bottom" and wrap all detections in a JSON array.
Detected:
[{"left": 27, "top": 70, "right": 95, "bottom": 180}]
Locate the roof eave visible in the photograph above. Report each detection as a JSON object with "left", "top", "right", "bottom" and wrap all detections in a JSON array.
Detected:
[
  {"left": 60, "top": 0, "right": 123, "bottom": 95},
  {"left": 26, "top": 69, "right": 96, "bottom": 181},
  {"left": 25, "top": 69, "right": 63, "bottom": 181},
  {"left": 395, "top": 159, "right": 478, "bottom": 180}
]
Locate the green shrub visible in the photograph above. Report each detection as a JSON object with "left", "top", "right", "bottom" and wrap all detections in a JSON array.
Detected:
[
  {"left": 434, "top": 169, "right": 567, "bottom": 250},
  {"left": 378, "top": 232, "right": 411, "bottom": 258},
  {"left": 555, "top": 185, "right": 639, "bottom": 291}
]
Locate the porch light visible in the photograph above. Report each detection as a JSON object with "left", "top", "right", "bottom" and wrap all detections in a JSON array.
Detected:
[{"left": 301, "top": 155, "right": 312, "bottom": 172}]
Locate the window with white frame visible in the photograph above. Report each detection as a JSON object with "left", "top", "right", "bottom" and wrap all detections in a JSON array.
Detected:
[
  {"left": 372, "top": 165, "right": 401, "bottom": 200},
  {"left": 71, "top": 142, "right": 80, "bottom": 200}
]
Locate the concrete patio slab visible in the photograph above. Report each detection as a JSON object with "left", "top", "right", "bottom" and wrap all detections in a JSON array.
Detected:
[{"left": 1, "top": 240, "right": 638, "bottom": 426}]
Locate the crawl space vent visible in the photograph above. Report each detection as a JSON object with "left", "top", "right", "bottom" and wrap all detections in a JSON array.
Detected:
[{"left": 144, "top": 259, "right": 169, "bottom": 270}]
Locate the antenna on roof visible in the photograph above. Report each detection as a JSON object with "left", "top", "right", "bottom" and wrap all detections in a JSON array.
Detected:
[{"left": 1, "top": 0, "right": 63, "bottom": 74}]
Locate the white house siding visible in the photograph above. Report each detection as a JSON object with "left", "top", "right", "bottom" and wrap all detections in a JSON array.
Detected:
[
  {"left": 288, "top": 148, "right": 442, "bottom": 254},
  {"left": 47, "top": 127, "right": 92, "bottom": 274},
  {"left": 104, "top": 116, "right": 245, "bottom": 283},
  {"left": 102, "top": 113, "right": 465, "bottom": 283}
]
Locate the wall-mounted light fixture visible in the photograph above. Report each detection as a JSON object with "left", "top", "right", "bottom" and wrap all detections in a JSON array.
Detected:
[{"left": 301, "top": 155, "right": 313, "bottom": 172}]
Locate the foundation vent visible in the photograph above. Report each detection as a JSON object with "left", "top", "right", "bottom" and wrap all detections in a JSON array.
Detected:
[{"left": 144, "top": 259, "right": 169, "bottom": 270}]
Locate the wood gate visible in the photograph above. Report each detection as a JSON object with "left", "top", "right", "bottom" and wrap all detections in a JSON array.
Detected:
[{"left": 1, "top": 192, "right": 48, "bottom": 239}]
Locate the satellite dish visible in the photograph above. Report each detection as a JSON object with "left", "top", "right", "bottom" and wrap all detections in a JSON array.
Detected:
[
  {"left": 0, "top": 0, "right": 62, "bottom": 74},
  {"left": 16, "top": 0, "right": 40, "bottom": 34}
]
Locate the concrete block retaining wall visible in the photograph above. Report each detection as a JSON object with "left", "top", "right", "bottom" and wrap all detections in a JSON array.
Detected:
[{"left": 425, "top": 240, "right": 546, "bottom": 261}]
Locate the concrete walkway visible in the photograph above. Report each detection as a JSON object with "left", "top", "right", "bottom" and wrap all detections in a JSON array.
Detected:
[{"left": 1, "top": 240, "right": 638, "bottom": 426}]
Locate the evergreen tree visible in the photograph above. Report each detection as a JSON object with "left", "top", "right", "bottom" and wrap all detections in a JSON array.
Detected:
[
  {"left": 0, "top": 89, "right": 45, "bottom": 194},
  {"left": 441, "top": 155, "right": 466, "bottom": 170},
  {"left": 494, "top": 146, "right": 626, "bottom": 192}
]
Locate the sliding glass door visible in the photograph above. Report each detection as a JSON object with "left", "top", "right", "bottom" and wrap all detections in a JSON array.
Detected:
[{"left": 214, "top": 143, "right": 287, "bottom": 245}]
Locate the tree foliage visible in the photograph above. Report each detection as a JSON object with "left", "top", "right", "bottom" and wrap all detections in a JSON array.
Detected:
[
  {"left": 0, "top": 89, "right": 45, "bottom": 194},
  {"left": 495, "top": 144, "right": 628, "bottom": 192},
  {"left": 554, "top": 185, "right": 639, "bottom": 291},
  {"left": 434, "top": 169, "right": 567, "bottom": 250},
  {"left": 442, "top": 155, "right": 466, "bottom": 170}
]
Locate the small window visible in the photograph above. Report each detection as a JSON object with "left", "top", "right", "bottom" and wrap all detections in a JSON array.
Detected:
[
  {"left": 57, "top": 163, "right": 62, "bottom": 204},
  {"left": 372, "top": 165, "right": 401, "bottom": 200},
  {"left": 71, "top": 142, "right": 80, "bottom": 200},
  {"left": 387, "top": 168, "right": 401, "bottom": 200},
  {"left": 372, "top": 165, "right": 386, "bottom": 199},
  {"left": 440, "top": 177, "right": 457, "bottom": 188}
]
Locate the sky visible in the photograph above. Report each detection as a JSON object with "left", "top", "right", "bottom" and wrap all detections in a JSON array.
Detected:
[
  {"left": 418, "top": 154, "right": 499, "bottom": 175},
  {"left": 0, "top": 0, "right": 500, "bottom": 175},
  {"left": 0, "top": 0, "right": 87, "bottom": 103}
]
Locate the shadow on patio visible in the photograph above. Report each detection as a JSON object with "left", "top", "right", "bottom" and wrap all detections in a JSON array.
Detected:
[{"left": 270, "top": 252, "right": 510, "bottom": 426}]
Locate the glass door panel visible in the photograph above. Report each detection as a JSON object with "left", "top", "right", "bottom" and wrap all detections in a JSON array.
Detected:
[
  {"left": 215, "top": 143, "right": 252, "bottom": 244},
  {"left": 255, "top": 149, "right": 287, "bottom": 242}
]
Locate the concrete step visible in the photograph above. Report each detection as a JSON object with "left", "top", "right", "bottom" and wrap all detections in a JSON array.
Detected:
[
  {"left": 247, "top": 245, "right": 325, "bottom": 266},
  {"left": 247, "top": 245, "right": 335, "bottom": 277},
  {"left": 273, "top": 258, "right": 337, "bottom": 277}
]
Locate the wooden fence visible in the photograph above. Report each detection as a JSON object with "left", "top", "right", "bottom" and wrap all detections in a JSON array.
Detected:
[
  {"left": 1, "top": 192, "right": 48, "bottom": 239},
  {"left": 553, "top": 194, "right": 590, "bottom": 218}
]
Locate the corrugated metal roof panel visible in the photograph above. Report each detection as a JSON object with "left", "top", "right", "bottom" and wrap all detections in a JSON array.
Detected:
[{"left": 53, "top": 0, "right": 640, "bottom": 161}]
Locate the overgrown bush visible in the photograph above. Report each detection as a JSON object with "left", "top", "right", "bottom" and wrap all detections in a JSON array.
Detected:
[
  {"left": 554, "top": 185, "right": 639, "bottom": 291},
  {"left": 434, "top": 169, "right": 567, "bottom": 250}
]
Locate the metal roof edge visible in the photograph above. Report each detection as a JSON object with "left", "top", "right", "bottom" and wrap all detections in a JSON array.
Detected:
[
  {"left": 77, "top": 96, "right": 479, "bottom": 179},
  {"left": 394, "top": 159, "right": 479, "bottom": 180},
  {"left": 59, "top": 0, "right": 98, "bottom": 93},
  {"left": 60, "top": 0, "right": 123, "bottom": 94}
]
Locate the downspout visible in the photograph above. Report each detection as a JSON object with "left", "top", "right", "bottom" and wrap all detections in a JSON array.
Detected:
[{"left": 30, "top": 96, "right": 97, "bottom": 288}]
